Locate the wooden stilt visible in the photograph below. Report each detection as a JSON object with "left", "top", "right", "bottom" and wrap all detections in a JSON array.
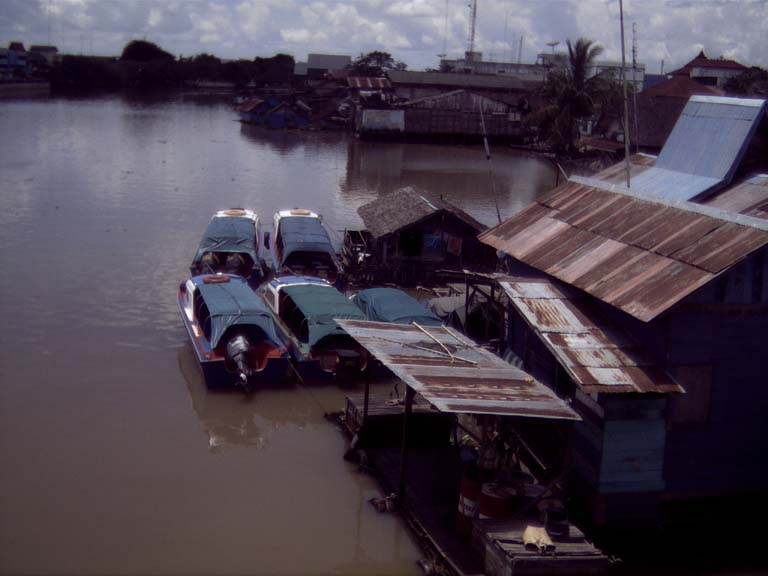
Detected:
[{"left": 398, "top": 386, "right": 415, "bottom": 502}]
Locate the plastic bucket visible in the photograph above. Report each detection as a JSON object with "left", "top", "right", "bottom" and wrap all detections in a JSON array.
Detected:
[{"left": 478, "top": 483, "right": 518, "bottom": 520}]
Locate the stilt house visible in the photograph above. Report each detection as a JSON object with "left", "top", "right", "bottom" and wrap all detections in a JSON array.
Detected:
[
  {"left": 479, "top": 96, "right": 768, "bottom": 527},
  {"left": 356, "top": 186, "right": 495, "bottom": 283}
]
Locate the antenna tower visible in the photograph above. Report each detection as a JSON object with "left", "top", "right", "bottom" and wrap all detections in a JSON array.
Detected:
[{"left": 466, "top": 0, "right": 477, "bottom": 58}]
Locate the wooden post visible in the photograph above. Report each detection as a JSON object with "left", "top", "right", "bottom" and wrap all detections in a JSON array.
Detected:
[
  {"left": 363, "top": 367, "right": 371, "bottom": 426},
  {"left": 398, "top": 386, "right": 416, "bottom": 502}
]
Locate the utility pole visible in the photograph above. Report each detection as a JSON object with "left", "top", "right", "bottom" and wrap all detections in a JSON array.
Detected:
[
  {"left": 620, "top": 0, "right": 631, "bottom": 188},
  {"left": 632, "top": 22, "right": 640, "bottom": 154}
]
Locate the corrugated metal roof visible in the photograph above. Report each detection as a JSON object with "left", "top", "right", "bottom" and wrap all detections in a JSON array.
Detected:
[
  {"left": 703, "top": 174, "right": 768, "bottom": 220},
  {"left": 479, "top": 174, "right": 768, "bottom": 322},
  {"left": 627, "top": 96, "right": 767, "bottom": 201},
  {"left": 335, "top": 319, "right": 580, "bottom": 420},
  {"left": 499, "top": 279, "right": 683, "bottom": 395},
  {"left": 347, "top": 76, "right": 391, "bottom": 89}
]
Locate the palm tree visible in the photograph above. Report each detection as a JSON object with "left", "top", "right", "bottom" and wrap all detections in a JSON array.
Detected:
[{"left": 528, "top": 38, "right": 608, "bottom": 154}]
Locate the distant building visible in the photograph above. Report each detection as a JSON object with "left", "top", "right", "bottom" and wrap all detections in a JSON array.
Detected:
[
  {"left": 538, "top": 51, "right": 646, "bottom": 92},
  {"left": 387, "top": 69, "right": 540, "bottom": 105},
  {"left": 439, "top": 51, "right": 545, "bottom": 80},
  {"left": 306, "top": 53, "right": 351, "bottom": 80},
  {"left": 669, "top": 50, "right": 748, "bottom": 88},
  {"left": 293, "top": 61, "right": 307, "bottom": 76},
  {"left": 29, "top": 45, "right": 58, "bottom": 66},
  {"left": 0, "top": 42, "right": 28, "bottom": 80}
]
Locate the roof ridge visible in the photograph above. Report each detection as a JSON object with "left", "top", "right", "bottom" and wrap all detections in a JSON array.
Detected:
[{"left": 570, "top": 175, "right": 768, "bottom": 232}]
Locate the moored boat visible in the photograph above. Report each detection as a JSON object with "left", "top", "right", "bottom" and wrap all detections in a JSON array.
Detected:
[
  {"left": 351, "top": 287, "right": 443, "bottom": 326},
  {"left": 268, "top": 209, "right": 344, "bottom": 287},
  {"left": 190, "top": 209, "right": 264, "bottom": 285},
  {"left": 260, "top": 275, "right": 368, "bottom": 382},
  {"left": 179, "top": 274, "right": 290, "bottom": 389}
]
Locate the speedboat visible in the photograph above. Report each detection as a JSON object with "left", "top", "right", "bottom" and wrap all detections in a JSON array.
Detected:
[
  {"left": 267, "top": 209, "right": 344, "bottom": 287},
  {"left": 259, "top": 275, "right": 368, "bottom": 382},
  {"left": 179, "top": 274, "right": 290, "bottom": 389},
  {"left": 190, "top": 209, "right": 264, "bottom": 285},
  {"left": 351, "top": 287, "right": 443, "bottom": 326}
]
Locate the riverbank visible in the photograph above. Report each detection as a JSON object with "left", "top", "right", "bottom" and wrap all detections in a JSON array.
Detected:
[{"left": 0, "top": 82, "right": 50, "bottom": 98}]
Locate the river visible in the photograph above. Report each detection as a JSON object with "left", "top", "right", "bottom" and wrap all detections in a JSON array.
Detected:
[{"left": 0, "top": 94, "right": 557, "bottom": 575}]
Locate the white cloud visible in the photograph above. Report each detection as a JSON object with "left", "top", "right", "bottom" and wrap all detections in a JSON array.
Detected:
[
  {"left": 386, "top": 1, "right": 438, "bottom": 18},
  {"left": 148, "top": 8, "right": 163, "bottom": 28},
  {"left": 0, "top": 0, "right": 765, "bottom": 71}
]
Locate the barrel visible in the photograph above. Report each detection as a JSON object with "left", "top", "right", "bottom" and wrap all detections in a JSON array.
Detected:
[
  {"left": 478, "top": 483, "right": 518, "bottom": 520},
  {"left": 455, "top": 474, "right": 481, "bottom": 537}
]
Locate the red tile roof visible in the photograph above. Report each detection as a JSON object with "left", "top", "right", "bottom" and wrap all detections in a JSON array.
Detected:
[
  {"left": 671, "top": 50, "right": 747, "bottom": 76},
  {"left": 642, "top": 76, "right": 724, "bottom": 99}
]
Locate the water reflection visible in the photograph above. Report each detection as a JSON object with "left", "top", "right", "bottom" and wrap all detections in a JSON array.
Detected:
[
  {"left": 239, "top": 122, "right": 348, "bottom": 156},
  {"left": 178, "top": 343, "right": 311, "bottom": 452},
  {"left": 341, "top": 138, "right": 557, "bottom": 226}
]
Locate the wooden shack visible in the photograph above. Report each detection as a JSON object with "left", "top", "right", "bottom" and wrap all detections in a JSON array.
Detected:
[
  {"left": 478, "top": 96, "right": 768, "bottom": 534},
  {"left": 351, "top": 186, "right": 496, "bottom": 284}
]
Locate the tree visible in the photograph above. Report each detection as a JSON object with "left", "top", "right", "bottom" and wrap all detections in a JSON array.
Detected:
[
  {"left": 349, "top": 51, "right": 406, "bottom": 77},
  {"left": 527, "top": 38, "right": 610, "bottom": 154},
  {"left": 725, "top": 66, "right": 768, "bottom": 96},
  {"left": 120, "top": 40, "right": 175, "bottom": 62}
]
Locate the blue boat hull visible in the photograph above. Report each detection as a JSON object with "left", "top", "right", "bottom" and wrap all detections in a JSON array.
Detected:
[{"left": 178, "top": 291, "right": 291, "bottom": 389}]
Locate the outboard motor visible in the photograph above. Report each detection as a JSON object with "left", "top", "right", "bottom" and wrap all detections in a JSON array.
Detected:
[{"left": 225, "top": 334, "right": 254, "bottom": 386}]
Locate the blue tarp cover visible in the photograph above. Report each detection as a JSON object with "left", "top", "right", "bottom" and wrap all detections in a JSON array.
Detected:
[
  {"left": 278, "top": 217, "right": 337, "bottom": 267},
  {"left": 281, "top": 283, "right": 365, "bottom": 346},
  {"left": 197, "top": 279, "right": 280, "bottom": 348},
  {"left": 192, "top": 217, "right": 258, "bottom": 265},
  {"left": 352, "top": 287, "right": 442, "bottom": 326}
]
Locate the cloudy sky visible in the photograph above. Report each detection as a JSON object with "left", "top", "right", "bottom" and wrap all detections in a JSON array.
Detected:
[{"left": 2, "top": 0, "right": 767, "bottom": 74}]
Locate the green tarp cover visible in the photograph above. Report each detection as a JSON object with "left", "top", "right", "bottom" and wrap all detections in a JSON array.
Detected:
[
  {"left": 352, "top": 287, "right": 442, "bottom": 326},
  {"left": 282, "top": 283, "right": 366, "bottom": 346},
  {"left": 278, "top": 217, "right": 337, "bottom": 267},
  {"left": 198, "top": 280, "right": 280, "bottom": 348},
  {"left": 192, "top": 217, "right": 258, "bottom": 264}
]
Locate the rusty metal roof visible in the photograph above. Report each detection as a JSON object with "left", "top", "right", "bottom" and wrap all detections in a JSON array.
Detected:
[
  {"left": 499, "top": 278, "right": 683, "bottom": 395},
  {"left": 479, "top": 172, "right": 768, "bottom": 322},
  {"left": 335, "top": 319, "right": 580, "bottom": 420},
  {"left": 703, "top": 174, "right": 768, "bottom": 220}
]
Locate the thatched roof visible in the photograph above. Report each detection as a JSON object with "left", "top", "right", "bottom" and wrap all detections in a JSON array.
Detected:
[{"left": 357, "top": 186, "right": 486, "bottom": 240}]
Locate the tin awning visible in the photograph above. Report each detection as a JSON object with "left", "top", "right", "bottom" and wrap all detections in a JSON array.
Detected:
[
  {"left": 335, "top": 319, "right": 580, "bottom": 420},
  {"left": 499, "top": 278, "right": 683, "bottom": 394}
]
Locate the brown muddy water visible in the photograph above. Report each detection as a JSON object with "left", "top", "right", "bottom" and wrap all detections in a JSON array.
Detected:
[{"left": 0, "top": 95, "right": 556, "bottom": 575}]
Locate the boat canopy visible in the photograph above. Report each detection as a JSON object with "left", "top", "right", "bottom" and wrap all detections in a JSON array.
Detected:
[
  {"left": 197, "top": 279, "right": 280, "bottom": 348},
  {"left": 192, "top": 216, "right": 258, "bottom": 265},
  {"left": 281, "top": 283, "right": 366, "bottom": 346},
  {"left": 352, "top": 287, "right": 442, "bottom": 326},
  {"left": 278, "top": 217, "right": 337, "bottom": 267}
]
